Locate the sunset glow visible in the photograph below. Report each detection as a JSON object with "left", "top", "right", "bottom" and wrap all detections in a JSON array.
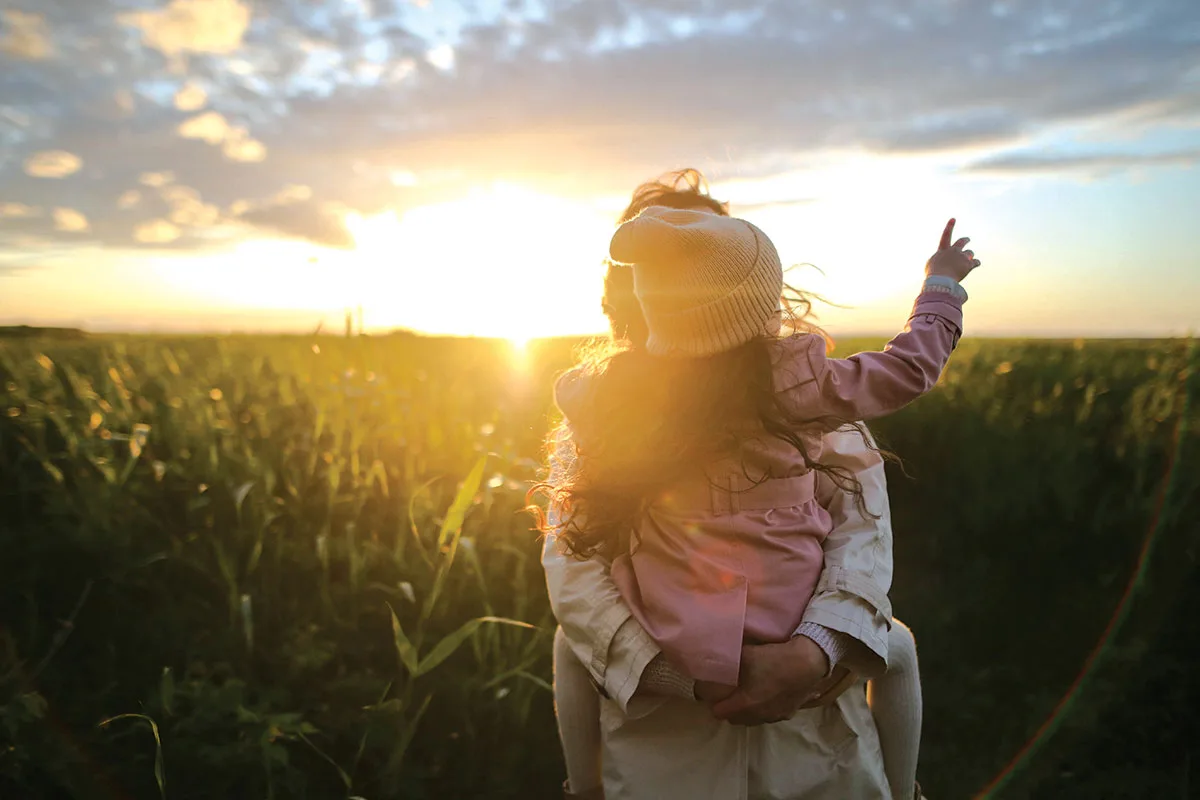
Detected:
[{"left": 338, "top": 184, "right": 614, "bottom": 339}]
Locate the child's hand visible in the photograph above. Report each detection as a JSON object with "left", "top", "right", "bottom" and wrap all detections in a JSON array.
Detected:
[
  {"left": 925, "top": 218, "right": 981, "bottom": 283},
  {"left": 694, "top": 680, "right": 737, "bottom": 703}
]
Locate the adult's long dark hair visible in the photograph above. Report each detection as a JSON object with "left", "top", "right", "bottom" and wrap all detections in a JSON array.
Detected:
[{"left": 534, "top": 169, "right": 883, "bottom": 562}]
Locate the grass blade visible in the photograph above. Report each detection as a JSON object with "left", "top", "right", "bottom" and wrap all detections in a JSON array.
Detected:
[
  {"left": 98, "top": 713, "right": 166, "bottom": 800},
  {"left": 298, "top": 731, "right": 352, "bottom": 791},
  {"left": 436, "top": 455, "right": 488, "bottom": 552},
  {"left": 406, "top": 476, "right": 439, "bottom": 570},
  {"left": 387, "top": 603, "right": 419, "bottom": 676},
  {"left": 417, "top": 616, "right": 535, "bottom": 677},
  {"left": 388, "top": 693, "right": 432, "bottom": 775},
  {"left": 422, "top": 455, "right": 488, "bottom": 619}
]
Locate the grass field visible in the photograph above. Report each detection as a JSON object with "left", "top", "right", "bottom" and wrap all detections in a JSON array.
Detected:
[{"left": 1, "top": 333, "right": 1197, "bottom": 799}]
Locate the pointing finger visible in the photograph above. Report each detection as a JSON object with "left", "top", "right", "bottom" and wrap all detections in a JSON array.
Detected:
[{"left": 939, "top": 218, "right": 956, "bottom": 250}]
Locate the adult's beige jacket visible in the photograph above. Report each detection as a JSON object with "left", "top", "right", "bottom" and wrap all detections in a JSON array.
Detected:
[{"left": 543, "top": 427, "right": 898, "bottom": 799}]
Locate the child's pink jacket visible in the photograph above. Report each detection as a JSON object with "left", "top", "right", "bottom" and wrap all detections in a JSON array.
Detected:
[{"left": 556, "top": 290, "right": 964, "bottom": 685}]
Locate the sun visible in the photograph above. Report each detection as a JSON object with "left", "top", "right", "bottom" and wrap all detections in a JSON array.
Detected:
[
  {"left": 156, "top": 184, "right": 615, "bottom": 337},
  {"left": 343, "top": 183, "right": 613, "bottom": 339}
]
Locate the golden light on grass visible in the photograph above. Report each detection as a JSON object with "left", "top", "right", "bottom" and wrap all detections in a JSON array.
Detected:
[{"left": 506, "top": 335, "right": 535, "bottom": 376}]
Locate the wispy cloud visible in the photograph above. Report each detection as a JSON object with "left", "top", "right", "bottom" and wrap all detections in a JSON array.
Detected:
[
  {"left": 239, "top": 200, "right": 356, "bottom": 248},
  {"left": 963, "top": 147, "right": 1200, "bottom": 176},
  {"left": 1, "top": 10, "right": 54, "bottom": 60}
]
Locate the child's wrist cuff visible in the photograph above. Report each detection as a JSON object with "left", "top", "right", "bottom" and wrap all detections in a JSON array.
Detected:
[{"left": 923, "top": 275, "right": 968, "bottom": 301}]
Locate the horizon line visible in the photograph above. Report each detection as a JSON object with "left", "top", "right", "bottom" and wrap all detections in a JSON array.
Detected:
[{"left": 1, "top": 324, "right": 1194, "bottom": 342}]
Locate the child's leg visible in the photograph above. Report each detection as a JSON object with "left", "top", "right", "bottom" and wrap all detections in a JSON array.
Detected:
[
  {"left": 867, "top": 619, "right": 923, "bottom": 800},
  {"left": 553, "top": 626, "right": 604, "bottom": 795}
]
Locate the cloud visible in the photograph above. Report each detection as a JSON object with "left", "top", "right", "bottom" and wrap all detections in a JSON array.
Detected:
[
  {"left": 866, "top": 110, "right": 1029, "bottom": 155},
  {"left": 177, "top": 111, "right": 268, "bottom": 162},
  {"left": 178, "top": 111, "right": 233, "bottom": 144},
  {"left": 222, "top": 133, "right": 267, "bottom": 163},
  {"left": 0, "top": 202, "right": 41, "bottom": 219},
  {"left": 426, "top": 43, "right": 454, "bottom": 71},
  {"left": 0, "top": 263, "right": 37, "bottom": 278},
  {"left": 173, "top": 81, "right": 209, "bottom": 111},
  {"left": 224, "top": 183, "right": 311, "bottom": 219},
  {"left": 140, "top": 172, "right": 176, "bottom": 188},
  {"left": 272, "top": 184, "right": 314, "bottom": 203},
  {"left": 133, "top": 219, "right": 183, "bottom": 244},
  {"left": 963, "top": 148, "right": 1200, "bottom": 176},
  {"left": 120, "top": 0, "right": 251, "bottom": 59},
  {"left": 240, "top": 201, "right": 355, "bottom": 248},
  {"left": 161, "top": 184, "right": 222, "bottom": 226},
  {"left": 24, "top": 151, "right": 82, "bottom": 179},
  {"left": 53, "top": 207, "right": 90, "bottom": 232},
  {"left": 265, "top": 0, "right": 1199, "bottom": 197},
  {"left": 0, "top": 10, "right": 54, "bottom": 60},
  {"left": 0, "top": 248, "right": 61, "bottom": 277}
]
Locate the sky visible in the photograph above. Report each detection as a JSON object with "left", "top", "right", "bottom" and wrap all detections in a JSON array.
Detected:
[{"left": 0, "top": 0, "right": 1197, "bottom": 339}]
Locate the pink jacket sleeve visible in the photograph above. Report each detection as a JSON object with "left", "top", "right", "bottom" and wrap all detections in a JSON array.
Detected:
[{"left": 778, "top": 291, "right": 964, "bottom": 422}]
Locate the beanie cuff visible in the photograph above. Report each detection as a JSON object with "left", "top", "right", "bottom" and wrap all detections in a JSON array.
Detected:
[{"left": 645, "top": 281, "right": 782, "bottom": 356}]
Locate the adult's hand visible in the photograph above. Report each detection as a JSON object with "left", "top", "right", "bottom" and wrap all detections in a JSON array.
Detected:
[
  {"left": 708, "top": 636, "right": 831, "bottom": 726},
  {"left": 694, "top": 679, "right": 738, "bottom": 704},
  {"left": 799, "top": 665, "right": 857, "bottom": 709}
]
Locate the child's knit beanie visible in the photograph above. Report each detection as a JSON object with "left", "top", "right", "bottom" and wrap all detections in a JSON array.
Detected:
[{"left": 609, "top": 206, "right": 783, "bottom": 357}]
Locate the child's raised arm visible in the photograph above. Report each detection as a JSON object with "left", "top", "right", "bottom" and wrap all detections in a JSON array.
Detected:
[{"left": 779, "top": 219, "right": 980, "bottom": 422}]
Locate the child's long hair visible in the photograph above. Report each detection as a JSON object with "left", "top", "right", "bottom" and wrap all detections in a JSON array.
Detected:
[
  {"left": 532, "top": 169, "right": 883, "bottom": 562},
  {"left": 535, "top": 288, "right": 882, "bottom": 562}
]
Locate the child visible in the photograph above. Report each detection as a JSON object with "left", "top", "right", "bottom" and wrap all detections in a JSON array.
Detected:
[{"left": 548, "top": 207, "right": 978, "bottom": 799}]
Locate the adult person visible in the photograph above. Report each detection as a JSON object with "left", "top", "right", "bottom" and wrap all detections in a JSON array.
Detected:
[{"left": 542, "top": 170, "right": 922, "bottom": 800}]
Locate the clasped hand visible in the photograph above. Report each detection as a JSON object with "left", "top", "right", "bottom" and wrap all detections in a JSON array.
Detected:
[{"left": 694, "top": 636, "right": 850, "bottom": 726}]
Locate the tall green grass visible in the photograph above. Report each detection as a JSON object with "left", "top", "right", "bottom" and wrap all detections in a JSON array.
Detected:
[{"left": 0, "top": 334, "right": 1196, "bottom": 799}]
